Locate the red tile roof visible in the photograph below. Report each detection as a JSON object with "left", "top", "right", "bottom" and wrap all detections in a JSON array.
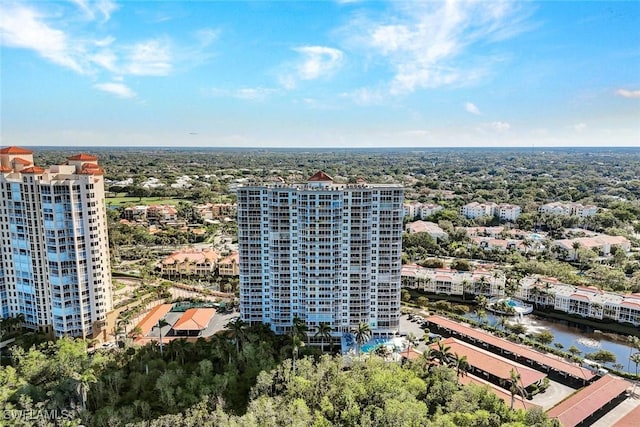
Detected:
[
  {"left": 426, "top": 315, "right": 596, "bottom": 381},
  {"left": 399, "top": 348, "right": 422, "bottom": 360},
  {"left": 612, "top": 404, "right": 640, "bottom": 427},
  {"left": 79, "top": 167, "right": 104, "bottom": 175},
  {"left": 20, "top": 166, "right": 45, "bottom": 174},
  {"left": 547, "top": 375, "right": 630, "bottom": 427},
  {"left": 307, "top": 170, "right": 333, "bottom": 182},
  {"left": 459, "top": 372, "right": 542, "bottom": 411},
  {"left": 136, "top": 304, "right": 173, "bottom": 336},
  {"left": 432, "top": 337, "right": 547, "bottom": 388},
  {"left": 173, "top": 308, "right": 216, "bottom": 331},
  {"left": 0, "top": 165, "right": 11, "bottom": 172},
  {"left": 0, "top": 146, "right": 33, "bottom": 155},
  {"left": 68, "top": 153, "right": 99, "bottom": 161},
  {"left": 12, "top": 157, "right": 32, "bottom": 165},
  {"left": 219, "top": 252, "right": 239, "bottom": 265}
]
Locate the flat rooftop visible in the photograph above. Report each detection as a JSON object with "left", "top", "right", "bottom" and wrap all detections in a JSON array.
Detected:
[
  {"left": 426, "top": 315, "right": 596, "bottom": 382},
  {"left": 547, "top": 375, "right": 630, "bottom": 427}
]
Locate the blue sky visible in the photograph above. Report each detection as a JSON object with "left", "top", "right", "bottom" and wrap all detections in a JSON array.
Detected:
[{"left": 1, "top": 0, "right": 639, "bottom": 148}]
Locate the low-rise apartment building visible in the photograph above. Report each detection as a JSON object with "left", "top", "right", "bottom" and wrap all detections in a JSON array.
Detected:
[
  {"left": 403, "top": 202, "right": 443, "bottom": 220},
  {"left": 218, "top": 252, "right": 239, "bottom": 276},
  {"left": 405, "top": 220, "right": 448, "bottom": 240},
  {"left": 401, "top": 264, "right": 506, "bottom": 297},
  {"left": 516, "top": 275, "right": 640, "bottom": 326},
  {"left": 553, "top": 235, "right": 631, "bottom": 260},
  {"left": 539, "top": 202, "right": 598, "bottom": 218},
  {"left": 160, "top": 248, "right": 220, "bottom": 277},
  {"left": 194, "top": 203, "right": 237, "bottom": 220},
  {"left": 460, "top": 202, "right": 521, "bottom": 221}
]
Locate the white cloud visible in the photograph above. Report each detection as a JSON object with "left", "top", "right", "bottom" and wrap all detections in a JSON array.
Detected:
[
  {"left": 616, "top": 89, "right": 640, "bottom": 99},
  {"left": 194, "top": 28, "right": 220, "bottom": 47},
  {"left": 489, "top": 121, "right": 510, "bottom": 132},
  {"left": 207, "top": 87, "right": 277, "bottom": 101},
  {"left": 465, "top": 102, "right": 481, "bottom": 115},
  {"left": 281, "top": 46, "right": 344, "bottom": 89},
  {"left": 0, "top": 3, "right": 85, "bottom": 73},
  {"left": 123, "top": 39, "right": 173, "bottom": 76},
  {"left": 344, "top": 1, "right": 532, "bottom": 94},
  {"left": 295, "top": 46, "right": 344, "bottom": 80},
  {"left": 342, "top": 87, "right": 385, "bottom": 106},
  {"left": 572, "top": 123, "right": 587, "bottom": 132},
  {"left": 94, "top": 82, "right": 136, "bottom": 98},
  {"left": 71, "top": 0, "right": 118, "bottom": 22}
]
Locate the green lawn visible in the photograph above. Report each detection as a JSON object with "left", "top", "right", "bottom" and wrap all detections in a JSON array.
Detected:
[{"left": 106, "top": 196, "right": 189, "bottom": 207}]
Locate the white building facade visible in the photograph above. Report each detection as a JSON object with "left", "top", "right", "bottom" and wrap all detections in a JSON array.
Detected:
[
  {"left": 539, "top": 202, "right": 598, "bottom": 218},
  {"left": 460, "top": 202, "right": 521, "bottom": 221},
  {"left": 0, "top": 147, "right": 112, "bottom": 338},
  {"left": 237, "top": 171, "right": 404, "bottom": 337}
]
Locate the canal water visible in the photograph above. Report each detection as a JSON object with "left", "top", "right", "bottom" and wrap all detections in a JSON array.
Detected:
[{"left": 463, "top": 312, "right": 639, "bottom": 374}]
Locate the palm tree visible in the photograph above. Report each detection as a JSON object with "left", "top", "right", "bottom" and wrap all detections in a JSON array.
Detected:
[
  {"left": 314, "top": 322, "right": 332, "bottom": 353},
  {"left": 630, "top": 353, "right": 640, "bottom": 395},
  {"left": 508, "top": 368, "right": 526, "bottom": 410},
  {"left": 434, "top": 340, "right": 453, "bottom": 365},
  {"left": 498, "top": 316, "right": 508, "bottom": 331},
  {"left": 292, "top": 315, "right": 308, "bottom": 341},
  {"left": 156, "top": 319, "right": 170, "bottom": 356},
  {"left": 129, "top": 325, "right": 143, "bottom": 340},
  {"left": 406, "top": 332, "right": 419, "bottom": 351},
  {"left": 353, "top": 322, "right": 372, "bottom": 356},
  {"left": 453, "top": 353, "right": 470, "bottom": 384},
  {"left": 291, "top": 334, "right": 305, "bottom": 373},
  {"left": 627, "top": 336, "right": 640, "bottom": 372},
  {"left": 225, "top": 318, "right": 248, "bottom": 354},
  {"left": 572, "top": 241, "right": 581, "bottom": 262}
]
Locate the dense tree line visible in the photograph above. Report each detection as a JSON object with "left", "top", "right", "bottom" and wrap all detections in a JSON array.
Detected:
[{"left": 0, "top": 334, "right": 557, "bottom": 426}]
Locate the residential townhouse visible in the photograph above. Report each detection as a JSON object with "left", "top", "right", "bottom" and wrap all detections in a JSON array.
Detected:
[
  {"left": 122, "top": 205, "right": 148, "bottom": 222},
  {"left": 194, "top": 203, "right": 237, "bottom": 220},
  {"left": 160, "top": 248, "right": 220, "bottom": 277},
  {"left": 147, "top": 204, "right": 178, "bottom": 223},
  {"left": 402, "top": 202, "right": 443, "bottom": 220},
  {"left": 405, "top": 220, "right": 448, "bottom": 240},
  {"left": 401, "top": 264, "right": 506, "bottom": 297},
  {"left": 218, "top": 252, "right": 240, "bottom": 276},
  {"left": 516, "top": 275, "right": 640, "bottom": 326},
  {"left": 553, "top": 235, "right": 631, "bottom": 260},
  {"left": 539, "top": 202, "right": 598, "bottom": 218},
  {"left": 460, "top": 202, "right": 521, "bottom": 221}
]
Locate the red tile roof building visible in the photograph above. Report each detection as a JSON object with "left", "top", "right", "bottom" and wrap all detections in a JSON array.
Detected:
[
  {"left": 431, "top": 337, "right": 547, "bottom": 390},
  {"left": 173, "top": 308, "right": 216, "bottom": 331},
  {"left": 612, "top": 404, "right": 640, "bottom": 427},
  {"left": 546, "top": 374, "right": 630, "bottom": 427},
  {"left": 426, "top": 315, "right": 595, "bottom": 387},
  {"left": 160, "top": 248, "right": 221, "bottom": 277},
  {"left": 458, "top": 372, "right": 542, "bottom": 411}
]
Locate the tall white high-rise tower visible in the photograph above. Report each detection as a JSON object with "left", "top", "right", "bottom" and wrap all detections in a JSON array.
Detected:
[
  {"left": 0, "top": 146, "right": 112, "bottom": 338},
  {"left": 237, "top": 171, "right": 403, "bottom": 338}
]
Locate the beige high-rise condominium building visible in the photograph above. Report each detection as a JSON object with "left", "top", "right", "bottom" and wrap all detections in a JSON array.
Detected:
[
  {"left": 237, "top": 171, "right": 403, "bottom": 339},
  {"left": 0, "top": 147, "right": 112, "bottom": 338}
]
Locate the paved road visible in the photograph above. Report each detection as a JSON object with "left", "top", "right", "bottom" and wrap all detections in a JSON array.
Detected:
[
  {"left": 530, "top": 380, "right": 575, "bottom": 410},
  {"left": 591, "top": 396, "right": 640, "bottom": 427}
]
